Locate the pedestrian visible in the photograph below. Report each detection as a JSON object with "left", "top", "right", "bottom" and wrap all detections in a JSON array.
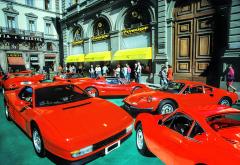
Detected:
[
  {"left": 115, "top": 65, "right": 121, "bottom": 78},
  {"left": 58, "top": 64, "right": 63, "bottom": 75},
  {"left": 134, "top": 63, "right": 138, "bottom": 82},
  {"left": 159, "top": 65, "right": 168, "bottom": 88},
  {"left": 224, "top": 64, "right": 236, "bottom": 92},
  {"left": 102, "top": 65, "right": 108, "bottom": 76},
  {"left": 127, "top": 64, "right": 131, "bottom": 82},
  {"left": 95, "top": 65, "right": 102, "bottom": 77},
  {"left": 167, "top": 65, "right": 173, "bottom": 82},
  {"left": 123, "top": 65, "right": 128, "bottom": 79},
  {"left": 89, "top": 65, "right": 95, "bottom": 78},
  {"left": 136, "top": 62, "right": 142, "bottom": 83}
]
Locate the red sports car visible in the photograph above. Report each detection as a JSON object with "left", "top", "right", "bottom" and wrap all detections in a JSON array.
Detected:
[
  {"left": 123, "top": 80, "right": 238, "bottom": 115},
  {"left": 4, "top": 82, "right": 133, "bottom": 163},
  {"left": 74, "top": 76, "right": 149, "bottom": 97},
  {"left": 53, "top": 73, "right": 89, "bottom": 82},
  {"left": 2, "top": 71, "right": 45, "bottom": 94},
  {"left": 135, "top": 105, "right": 240, "bottom": 165},
  {"left": 0, "top": 70, "right": 4, "bottom": 87}
]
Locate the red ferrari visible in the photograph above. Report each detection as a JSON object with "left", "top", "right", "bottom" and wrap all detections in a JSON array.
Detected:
[
  {"left": 135, "top": 105, "right": 240, "bottom": 165},
  {"left": 123, "top": 80, "right": 238, "bottom": 115},
  {"left": 53, "top": 73, "right": 89, "bottom": 82},
  {"left": 2, "top": 71, "right": 45, "bottom": 94},
  {"left": 74, "top": 76, "right": 149, "bottom": 97},
  {"left": 4, "top": 82, "right": 133, "bottom": 163}
]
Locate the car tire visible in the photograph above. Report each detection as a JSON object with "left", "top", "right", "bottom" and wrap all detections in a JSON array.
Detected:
[
  {"left": 32, "top": 126, "right": 46, "bottom": 158},
  {"left": 136, "top": 124, "right": 153, "bottom": 157},
  {"left": 218, "top": 97, "right": 232, "bottom": 106},
  {"left": 5, "top": 105, "right": 11, "bottom": 121},
  {"left": 157, "top": 100, "right": 177, "bottom": 114},
  {"left": 85, "top": 87, "right": 99, "bottom": 97},
  {"left": 131, "top": 86, "right": 142, "bottom": 94}
]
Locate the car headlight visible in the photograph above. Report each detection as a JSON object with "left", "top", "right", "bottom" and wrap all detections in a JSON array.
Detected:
[
  {"left": 71, "top": 145, "right": 93, "bottom": 158},
  {"left": 126, "top": 123, "right": 134, "bottom": 133},
  {"left": 20, "top": 81, "right": 32, "bottom": 85},
  {"left": 147, "top": 96, "right": 153, "bottom": 103}
]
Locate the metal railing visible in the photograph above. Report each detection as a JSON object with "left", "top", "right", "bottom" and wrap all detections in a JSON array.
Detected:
[{"left": 0, "top": 26, "right": 44, "bottom": 38}]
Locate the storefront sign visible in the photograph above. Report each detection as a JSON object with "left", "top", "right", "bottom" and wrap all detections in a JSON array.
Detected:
[
  {"left": 84, "top": 51, "right": 111, "bottom": 62},
  {"left": 0, "top": 34, "right": 44, "bottom": 42},
  {"left": 65, "top": 54, "right": 85, "bottom": 63},
  {"left": 91, "top": 34, "right": 109, "bottom": 42},
  {"left": 72, "top": 40, "right": 84, "bottom": 46},
  {"left": 122, "top": 25, "right": 149, "bottom": 36},
  {"left": 30, "top": 57, "right": 38, "bottom": 61},
  {"left": 7, "top": 53, "right": 22, "bottom": 57}
]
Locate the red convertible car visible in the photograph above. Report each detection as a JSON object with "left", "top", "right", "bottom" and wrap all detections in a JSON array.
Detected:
[
  {"left": 123, "top": 80, "right": 238, "bottom": 115},
  {"left": 2, "top": 71, "right": 45, "bottom": 94},
  {"left": 53, "top": 73, "right": 88, "bottom": 83},
  {"left": 135, "top": 105, "right": 240, "bottom": 165},
  {"left": 74, "top": 76, "right": 149, "bottom": 97},
  {"left": 4, "top": 82, "right": 133, "bottom": 163}
]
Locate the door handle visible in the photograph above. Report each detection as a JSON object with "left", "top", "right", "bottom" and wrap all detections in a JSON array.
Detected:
[{"left": 210, "top": 94, "right": 214, "bottom": 97}]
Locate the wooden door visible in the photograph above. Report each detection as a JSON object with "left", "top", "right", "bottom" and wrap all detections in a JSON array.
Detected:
[{"left": 174, "top": 0, "right": 215, "bottom": 82}]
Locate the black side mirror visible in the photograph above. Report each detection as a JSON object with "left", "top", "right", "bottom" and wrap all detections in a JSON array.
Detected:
[{"left": 158, "top": 120, "right": 163, "bottom": 125}]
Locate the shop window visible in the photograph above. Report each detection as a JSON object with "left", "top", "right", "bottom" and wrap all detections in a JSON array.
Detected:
[
  {"left": 93, "top": 18, "right": 110, "bottom": 36},
  {"left": 124, "top": 6, "right": 151, "bottom": 29},
  {"left": 47, "top": 42, "right": 53, "bottom": 51}
]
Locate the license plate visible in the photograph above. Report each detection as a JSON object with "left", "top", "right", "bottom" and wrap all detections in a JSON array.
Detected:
[{"left": 105, "top": 140, "right": 120, "bottom": 155}]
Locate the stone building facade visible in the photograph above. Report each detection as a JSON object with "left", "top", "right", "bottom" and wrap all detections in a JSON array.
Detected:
[
  {"left": 0, "top": 0, "right": 62, "bottom": 73},
  {"left": 62, "top": 0, "right": 240, "bottom": 87}
]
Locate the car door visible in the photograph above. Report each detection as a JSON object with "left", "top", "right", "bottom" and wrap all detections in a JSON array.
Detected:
[
  {"left": 13, "top": 86, "right": 33, "bottom": 132},
  {"left": 173, "top": 121, "right": 209, "bottom": 164},
  {"left": 105, "top": 78, "right": 123, "bottom": 95},
  {"left": 180, "top": 85, "right": 211, "bottom": 107},
  {"left": 149, "top": 113, "right": 193, "bottom": 165}
]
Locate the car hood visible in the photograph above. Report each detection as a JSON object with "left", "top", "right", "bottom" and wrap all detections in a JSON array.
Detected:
[
  {"left": 218, "top": 127, "right": 240, "bottom": 151},
  {"left": 41, "top": 98, "right": 133, "bottom": 147}
]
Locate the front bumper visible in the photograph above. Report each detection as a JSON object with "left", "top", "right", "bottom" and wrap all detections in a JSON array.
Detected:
[
  {"left": 122, "top": 102, "right": 153, "bottom": 115},
  {"left": 56, "top": 132, "right": 132, "bottom": 165}
]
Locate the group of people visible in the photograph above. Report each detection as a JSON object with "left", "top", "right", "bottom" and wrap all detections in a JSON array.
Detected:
[{"left": 88, "top": 62, "right": 143, "bottom": 83}]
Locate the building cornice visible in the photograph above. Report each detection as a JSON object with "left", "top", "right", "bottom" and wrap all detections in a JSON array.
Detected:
[{"left": 1, "top": 0, "right": 62, "bottom": 16}]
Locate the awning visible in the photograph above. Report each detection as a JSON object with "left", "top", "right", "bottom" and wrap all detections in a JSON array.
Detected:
[
  {"left": 65, "top": 54, "right": 85, "bottom": 63},
  {"left": 8, "top": 57, "right": 25, "bottom": 65},
  {"left": 113, "top": 47, "right": 152, "bottom": 61},
  {"left": 84, "top": 51, "right": 111, "bottom": 62}
]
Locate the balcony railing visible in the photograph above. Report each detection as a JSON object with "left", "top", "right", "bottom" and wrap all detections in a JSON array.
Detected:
[{"left": 0, "top": 26, "right": 44, "bottom": 38}]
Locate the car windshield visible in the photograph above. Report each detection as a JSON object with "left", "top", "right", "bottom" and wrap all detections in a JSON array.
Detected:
[
  {"left": 64, "top": 73, "right": 83, "bottom": 79},
  {"left": 207, "top": 113, "right": 240, "bottom": 131},
  {"left": 159, "top": 82, "right": 185, "bottom": 93},
  {"left": 35, "top": 85, "right": 91, "bottom": 107}
]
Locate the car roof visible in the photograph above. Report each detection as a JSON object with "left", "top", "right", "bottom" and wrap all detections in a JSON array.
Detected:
[
  {"left": 174, "top": 80, "right": 206, "bottom": 86},
  {"left": 178, "top": 105, "right": 240, "bottom": 120}
]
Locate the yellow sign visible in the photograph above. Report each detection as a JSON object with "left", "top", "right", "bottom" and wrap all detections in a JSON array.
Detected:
[
  {"left": 113, "top": 47, "right": 152, "bottom": 61},
  {"left": 85, "top": 51, "right": 111, "bottom": 62},
  {"left": 122, "top": 26, "right": 149, "bottom": 36},
  {"left": 72, "top": 40, "right": 84, "bottom": 46},
  {"left": 65, "top": 54, "right": 84, "bottom": 63}
]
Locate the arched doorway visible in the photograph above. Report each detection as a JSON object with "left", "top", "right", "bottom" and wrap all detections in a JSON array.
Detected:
[{"left": 173, "top": 0, "right": 222, "bottom": 82}]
